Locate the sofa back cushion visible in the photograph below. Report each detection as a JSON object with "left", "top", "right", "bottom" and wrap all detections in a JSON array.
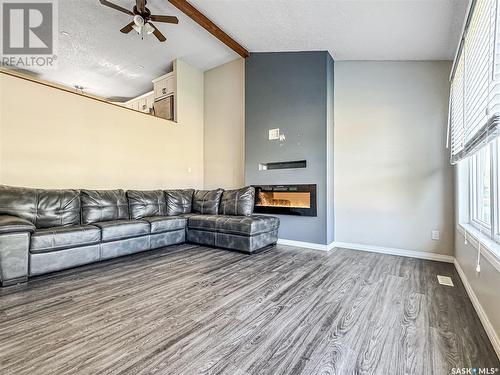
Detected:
[
  {"left": 81, "top": 190, "right": 129, "bottom": 224},
  {"left": 127, "top": 190, "right": 167, "bottom": 219},
  {"left": 165, "top": 189, "right": 194, "bottom": 216},
  {"left": 0, "top": 185, "right": 80, "bottom": 228},
  {"left": 218, "top": 186, "right": 255, "bottom": 216},
  {"left": 35, "top": 189, "right": 80, "bottom": 228},
  {"left": 192, "top": 189, "right": 223, "bottom": 215},
  {"left": 0, "top": 185, "right": 37, "bottom": 223}
]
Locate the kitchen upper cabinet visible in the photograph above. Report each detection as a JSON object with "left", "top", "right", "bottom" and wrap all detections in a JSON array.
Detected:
[
  {"left": 123, "top": 91, "right": 154, "bottom": 114},
  {"left": 119, "top": 71, "right": 176, "bottom": 121},
  {"left": 153, "top": 72, "right": 175, "bottom": 99}
]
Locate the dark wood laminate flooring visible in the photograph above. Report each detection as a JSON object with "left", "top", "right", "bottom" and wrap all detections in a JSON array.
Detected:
[{"left": 0, "top": 244, "right": 498, "bottom": 375}]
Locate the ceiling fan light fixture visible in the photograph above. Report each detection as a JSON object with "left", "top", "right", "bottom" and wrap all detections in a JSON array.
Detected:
[
  {"left": 132, "top": 24, "right": 142, "bottom": 34},
  {"left": 133, "top": 14, "right": 144, "bottom": 27},
  {"left": 100, "top": 0, "right": 173, "bottom": 42},
  {"left": 144, "top": 23, "right": 154, "bottom": 35}
]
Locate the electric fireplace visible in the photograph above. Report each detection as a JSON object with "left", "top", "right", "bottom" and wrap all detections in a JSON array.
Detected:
[{"left": 253, "top": 184, "right": 317, "bottom": 216}]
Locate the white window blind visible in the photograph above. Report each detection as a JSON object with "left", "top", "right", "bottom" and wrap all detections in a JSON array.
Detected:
[{"left": 449, "top": 0, "right": 500, "bottom": 163}]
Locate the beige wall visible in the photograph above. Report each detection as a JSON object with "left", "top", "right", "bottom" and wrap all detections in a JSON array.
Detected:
[
  {"left": 0, "top": 60, "right": 204, "bottom": 190},
  {"left": 203, "top": 58, "right": 245, "bottom": 190},
  {"left": 334, "top": 61, "right": 454, "bottom": 255}
]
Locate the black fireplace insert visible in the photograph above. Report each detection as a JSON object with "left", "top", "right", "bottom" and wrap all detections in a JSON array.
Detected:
[{"left": 252, "top": 184, "right": 317, "bottom": 217}]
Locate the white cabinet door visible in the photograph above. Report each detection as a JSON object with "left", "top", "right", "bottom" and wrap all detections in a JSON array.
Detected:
[
  {"left": 154, "top": 75, "right": 175, "bottom": 99},
  {"left": 146, "top": 93, "right": 155, "bottom": 113},
  {"left": 138, "top": 97, "right": 148, "bottom": 112}
]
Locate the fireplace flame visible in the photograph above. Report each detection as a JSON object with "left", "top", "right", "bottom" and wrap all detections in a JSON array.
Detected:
[{"left": 256, "top": 192, "right": 311, "bottom": 208}]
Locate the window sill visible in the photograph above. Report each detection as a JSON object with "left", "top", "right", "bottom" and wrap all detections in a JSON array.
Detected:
[{"left": 457, "top": 223, "right": 500, "bottom": 272}]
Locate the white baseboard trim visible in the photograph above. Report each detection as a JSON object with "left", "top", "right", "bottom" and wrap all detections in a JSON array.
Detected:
[
  {"left": 454, "top": 259, "right": 500, "bottom": 360},
  {"left": 332, "top": 241, "right": 455, "bottom": 263},
  {"left": 277, "top": 239, "right": 453, "bottom": 262},
  {"left": 277, "top": 239, "right": 336, "bottom": 252}
]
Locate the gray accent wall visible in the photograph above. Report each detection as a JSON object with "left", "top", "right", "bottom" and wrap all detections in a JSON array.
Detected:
[
  {"left": 326, "top": 54, "right": 335, "bottom": 245},
  {"left": 245, "top": 52, "right": 334, "bottom": 245}
]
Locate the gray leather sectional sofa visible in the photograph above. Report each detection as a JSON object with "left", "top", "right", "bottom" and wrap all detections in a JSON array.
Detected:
[{"left": 0, "top": 185, "right": 279, "bottom": 286}]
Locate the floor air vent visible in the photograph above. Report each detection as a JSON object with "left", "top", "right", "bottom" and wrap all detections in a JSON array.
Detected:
[{"left": 437, "top": 275, "right": 454, "bottom": 286}]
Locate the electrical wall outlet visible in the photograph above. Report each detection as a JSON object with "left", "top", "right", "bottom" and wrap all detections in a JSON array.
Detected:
[{"left": 431, "top": 230, "right": 440, "bottom": 241}]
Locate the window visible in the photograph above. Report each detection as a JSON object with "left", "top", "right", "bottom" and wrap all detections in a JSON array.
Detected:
[
  {"left": 452, "top": 0, "right": 500, "bottom": 256},
  {"left": 467, "top": 139, "right": 500, "bottom": 253},
  {"left": 449, "top": 0, "right": 500, "bottom": 163},
  {"left": 470, "top": 143, "right": 492, "bottom": 232}
]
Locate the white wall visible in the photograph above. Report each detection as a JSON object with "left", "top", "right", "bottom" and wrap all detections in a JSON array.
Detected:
[
  {"left": 334, "top": 61, "right": 454, "bottom": 255},
  {"left": 203, "top": 58, "right": 245, "bottom": 189},
  {"left": 0, "top": 60, "right": 204, "bottom": 190}
]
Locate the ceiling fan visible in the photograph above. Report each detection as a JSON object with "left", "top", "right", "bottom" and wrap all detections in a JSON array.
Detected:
[{"left": 99, "top": 0, "right": 178, "bottom": 42}]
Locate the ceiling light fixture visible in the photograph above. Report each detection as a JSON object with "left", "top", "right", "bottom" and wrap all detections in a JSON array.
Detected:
[
  {"left": 133, "top": 15, "right": 144, "bottom": 27},
  {"left": 132, "top": 15, "right": 145, "bottom": 34},
  {"left": 144, "top": 23, "right": 154, "bottom": 35},
  {"left": 74, "top": 85, "right": 85, "bottom": 94}
]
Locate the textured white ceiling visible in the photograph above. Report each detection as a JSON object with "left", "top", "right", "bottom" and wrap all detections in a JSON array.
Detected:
[
  {"left": 24, "top": 0, "right": 238, "bottom": 100},
  {"left": 17, "top": 0, "right": 468, "bottom": 99},
  {"left": 190, "top": 0, "right": 468, "bottom": 61}
]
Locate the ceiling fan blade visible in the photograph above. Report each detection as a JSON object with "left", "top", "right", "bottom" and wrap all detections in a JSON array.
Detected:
[
  {"left": 99, "top": 0, "right": 133, "bottom": 15},
  {"left": 150, "top": 15, "right": 179, "bottom": 24},
  {"left": 120, "top": 21, "right": 135, "bottom": 34},
  {"left": 149, "top": 23, "right": 166, "bottom": 42},
  {"left": 136, "top": 0, "right": 146, "bottom": 13}
]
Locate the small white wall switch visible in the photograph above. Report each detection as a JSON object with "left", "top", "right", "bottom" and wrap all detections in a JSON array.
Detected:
[
  {"left": 431, "top": 230, "right": 440, "bottom": 241},
  {"left": 269, "top": 128, "right": 280, "bottom": 140},
  {"left": 437, "top": 275, "right": 454, "bottom": 286}
]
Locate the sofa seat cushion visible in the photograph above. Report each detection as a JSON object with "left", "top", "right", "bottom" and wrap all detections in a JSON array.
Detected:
[
  {"left": 215, "top": 215, "right": 280, "bottom": 236},
  {"left": 187, "top": 215, "right": 218, "bottom": 232},
  {"left": 187, "top": 215, "right": 279, "bottom": 236},
  {"left": 30, "top": 225, "right": 101, "bottom": 253},
  {"left": 179, "top": 213, "right": 198, "bottom": 219},
  {"left": 94, "top": 220, "right": 150, "bottom": 242},
  {"left": 143, "top": 216, "right": 187, "bottom": 234}
]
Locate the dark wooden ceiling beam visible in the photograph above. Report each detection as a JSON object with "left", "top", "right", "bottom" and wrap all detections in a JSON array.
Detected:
[{"left": 168, "top": 0, "right": 250, "bottom": 58}]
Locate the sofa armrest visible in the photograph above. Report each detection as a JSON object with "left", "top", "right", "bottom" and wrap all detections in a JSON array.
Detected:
[
  {"left": 0, "top": 216, "right": 33, "bottom": 286},
  {"left": 0, "top": 215, "right": 35, "bottom": 235}
]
